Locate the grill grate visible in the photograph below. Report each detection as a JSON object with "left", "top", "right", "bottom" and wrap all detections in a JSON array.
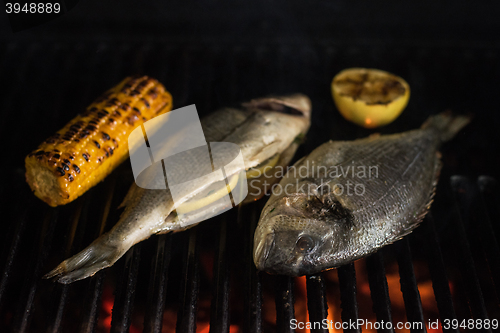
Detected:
[{"left": 0, "top": 40, "right": 499, "bottom": 333}]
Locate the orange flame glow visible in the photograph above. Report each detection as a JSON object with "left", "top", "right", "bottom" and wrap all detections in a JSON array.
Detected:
[
  {"left": 281, "top": 260, "right": 447, "bottom": 333},
  {"left": 96, "top": 252, "right": 447, "bottom": 333},
  {"left": 98, "top": 284, "right": 141, "bottom": 333}
]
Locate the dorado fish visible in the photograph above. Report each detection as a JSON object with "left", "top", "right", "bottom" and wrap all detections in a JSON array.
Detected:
[
  {"left": 45, "top": 94, "right": 311, "bottom": 283},
  {"left": 253, "top": 112, "right": 469, "bottom": 276}
]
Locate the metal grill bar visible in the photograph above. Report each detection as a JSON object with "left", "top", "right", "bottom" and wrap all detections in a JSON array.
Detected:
[
  {"left": 365, "top": 251, "right": 395, "bottom": 333},
  {"left": 395, "top": 238, "right": 427, "bottom": 333},
  {"left": 242, "top": 205, "right": 263, "bottom": 333},
  {"left": 79, "top": 273, "right": 106, "bottom": 333},
  {"left": 110, "top": 244, "right": 142, "bottom": 333},
  {"left": 422, "top": 213, "right": 459, "bottom": 333},
  {"left": 47, "top": 198, "right": 86, "bottom": 333},
  {"left": 275, "top": 275, "right": 295, "bottom": 333},
  {"left": 143, "top": 234, "right": 173, "bottom": 333},
  {"left": 209, "top": 218, "right": 231, "bottom": 333},
  {"left": 475, "top": 177, "right": 500, "bottom": 297},
  {"left": 79, "top": 176, "right": 118, "bottom": 333},
  {"left": 305, "top": 274, "right": 328, "bottom": 333},
  {"left": 11, "top": 205, "right": 57, "bottom": 333},
  {"left": 450, "top": 176, "right": 492, "bottom": 329},
  {"left": 478, "top": 176, "right": 500, "bottom": 238},
  {"left": 0, "top": 195, "right": 29, "bottom": 312},
  {"left": 176, "top": 228, "right": 201, "bottom": 333},
  {"left": 337, "top": 263, "right": 360, "bottom": 333}
]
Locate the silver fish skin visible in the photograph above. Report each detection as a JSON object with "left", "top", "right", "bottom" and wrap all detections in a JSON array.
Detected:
[
  {"left": 45, "top": 94, "right": 311, "bottom": 283},
  {"left": 254, "top": 112, "right": 469, "bottom": 276}
]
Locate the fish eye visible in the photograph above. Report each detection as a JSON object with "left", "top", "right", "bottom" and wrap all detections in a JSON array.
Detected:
[{"left": 295, "top": 235, "right": 315, "bottom": 253}]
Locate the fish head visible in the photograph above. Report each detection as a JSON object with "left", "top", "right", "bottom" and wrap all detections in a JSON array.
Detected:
[{"left": 254, "top": 181, "right": 353, "bottom": 276}]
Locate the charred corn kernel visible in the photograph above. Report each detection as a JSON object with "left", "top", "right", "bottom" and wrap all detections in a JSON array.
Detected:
[{"left": 25, "top": 76, "right": 173, "bottom": 207}]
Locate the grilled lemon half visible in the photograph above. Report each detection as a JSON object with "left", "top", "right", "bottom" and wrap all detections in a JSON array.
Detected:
[{"left": 331, "top": 68, "right": 410, "bottom": 128}]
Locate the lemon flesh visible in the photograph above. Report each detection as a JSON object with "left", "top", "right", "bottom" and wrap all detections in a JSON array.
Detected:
[
  {"left": 246, "top": 153, "right": 280, "bottom": 179},
  {"left": 331, "top": 68, "right": 410, "bottom": 128},
  {"left": 177, "top": 174, "right": 240, "bottom": 214},
  {"left": 177, "top": 153, "right": 281, "bottom": 215}
]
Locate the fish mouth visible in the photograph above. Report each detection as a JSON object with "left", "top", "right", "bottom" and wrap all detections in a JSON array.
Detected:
[
  {"left": 253, "top": 232, "right": 275, "bottom": 270},
  {"left": 242, "top": 94, "right": 312, "bottom": 119}
]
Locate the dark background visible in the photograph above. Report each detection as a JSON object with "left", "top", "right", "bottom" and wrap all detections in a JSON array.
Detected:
[
  {"left": 1, "top": 0, "right": 499, "bottom": 175},
  {"left": 1, "top": 0, "right": 500, "bottom": 250},
  {"left": 2, "top": 0, "right": 500, "bottom": 44}
]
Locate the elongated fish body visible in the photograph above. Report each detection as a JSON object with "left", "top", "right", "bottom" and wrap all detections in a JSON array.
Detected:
[
  {"left": 46, "top": 95, "right": 311, "bottom": 283},
  {"left": 254, "top": 112, "right": 469, "bottom": 276}
]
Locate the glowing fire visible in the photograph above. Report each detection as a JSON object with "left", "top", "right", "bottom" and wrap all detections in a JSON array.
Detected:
[
  {"left": 289, "top": 260, "right": 446, "bottom": 333},
  {"left": 96, "top": 254, "right": 446, "bottom": 333},
  {"left": 197, "top": 324, "right": 240, "bottom": 333},
  {"left": 98, "top": 283, "right": 141, "bottom": 333}
]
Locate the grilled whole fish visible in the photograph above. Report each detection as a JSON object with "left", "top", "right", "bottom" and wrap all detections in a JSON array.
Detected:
[
  {"left": 254, "top": 112, "right": 469, "bottom": 276},
  {"left": 45, "top": 94, "right": 311, "bottom": 283}
]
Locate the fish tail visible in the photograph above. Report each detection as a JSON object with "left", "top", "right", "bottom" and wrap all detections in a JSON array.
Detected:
[
  {"left": 421, "top": 111, "right": 471, "bottom": 142},
  {"left": 43, "top": 234, "right": 130, "bottom": 284}
]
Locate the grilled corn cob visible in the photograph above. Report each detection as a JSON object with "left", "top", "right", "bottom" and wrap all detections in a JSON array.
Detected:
[{"left": 25, "top": 76, "right": 173, "bottom": 207}]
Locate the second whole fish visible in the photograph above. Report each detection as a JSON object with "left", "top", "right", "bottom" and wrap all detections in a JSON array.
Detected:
[
  {"left": 45, "top": 94, "right": 311, "bottom": 283},
  {"left": 254, "top": 112, "right": 469, "bottom": 276}
]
